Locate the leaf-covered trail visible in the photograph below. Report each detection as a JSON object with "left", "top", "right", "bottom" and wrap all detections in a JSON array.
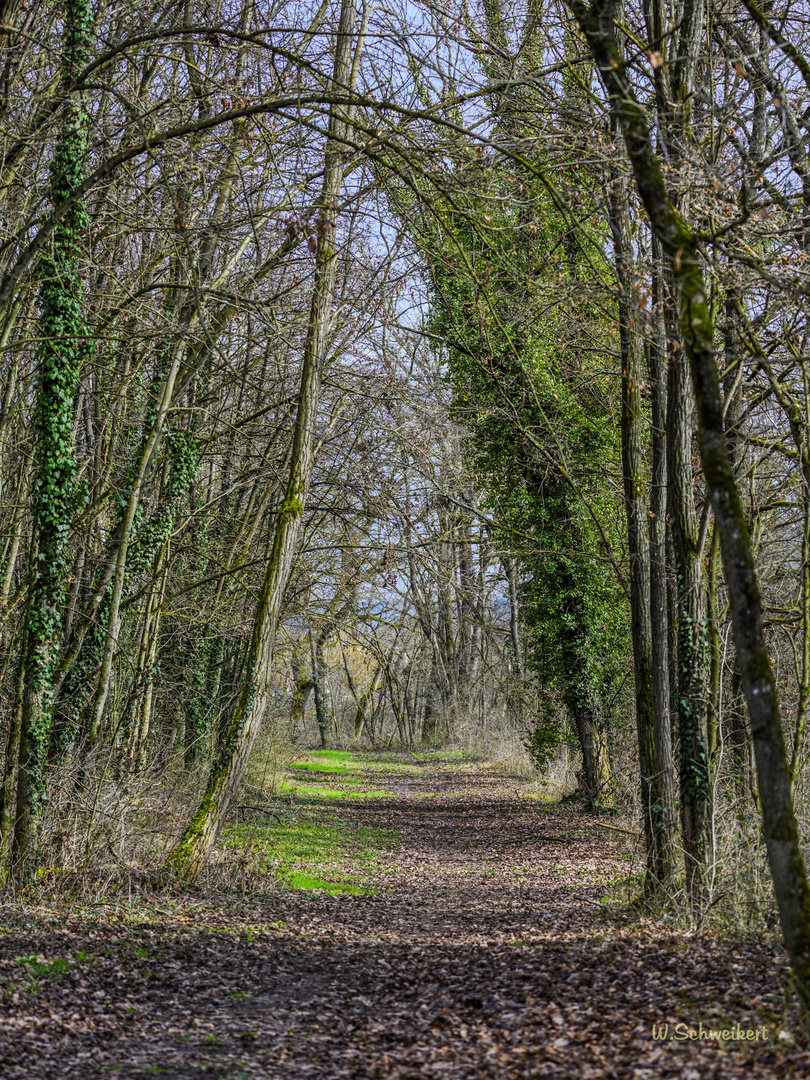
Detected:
[{"left": 0, "top": 757, "right": 806, "bottom": 1078}]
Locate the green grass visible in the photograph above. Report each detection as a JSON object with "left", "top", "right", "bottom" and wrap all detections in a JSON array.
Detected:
[
  {"left": 14, "top": 954, "right": 75, "bottom": 979},
  {"left": 291, "top": 751, "right": 421, "bottom": 776},
  {"left": 289, "top": 761, "right": 363, "bottom": 775},
  {"left": 279, "top": 782, "right": 392, "bottom": 800},
  {"left": 8, "top": 951, "right": 89, "bottom": 993},
  {"left": 224, "top": 818, "right": 399, "bottom": 895},
  {"left": 284, "top": 871, "right": 366, "bottom": 895}
]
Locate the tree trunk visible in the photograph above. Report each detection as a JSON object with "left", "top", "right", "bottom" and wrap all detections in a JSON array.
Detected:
[
  {"left": 664, "top": 269, "right": 710, "bottom": 904},
  {"left": 309, "top": 628, "right": 329, "bottom": 748},
  {"left": 609, "top": 165, "right": 669, "bottom": 894},
  {"left": 563, "top": 643, "right": 612, "bottom": 807},
  {"left": 648, "top": 239, "right": 679, "bottom": 893},
  {"left": 568, "top": 694, "right": 612, "bottom": 807},
  {"left": 11, "top": 0, "right": 92, "bottom": 874},
  {"left": 167, "top": 0, "right": 358, "bottom": 876}
]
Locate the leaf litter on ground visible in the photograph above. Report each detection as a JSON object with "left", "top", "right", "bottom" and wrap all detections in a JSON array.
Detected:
[{"left": 0, "top": 753, "right": 806, "bottom": 1078}]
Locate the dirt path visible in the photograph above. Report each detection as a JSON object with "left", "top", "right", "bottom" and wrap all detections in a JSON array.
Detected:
[{"left": 0, "top": 757, "right": 806, "bottom": 1078}]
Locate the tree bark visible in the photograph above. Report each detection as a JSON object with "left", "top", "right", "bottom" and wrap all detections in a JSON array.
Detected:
[
  {"left": 664, "top": 271, "right": 710, "bottom": 904},
  {"left": 609, "top": 164, "right": 668, "bottom": 893},
  {"left": 11, "top": 0, "right": 92, "bottom": 874},
  {"left": 168, "top": 0, "right": 358, "bottom": 876},
  {"left": 648, "top": 239, "right": 679, "bottom": 893},
  {"left": 309, "top": 627, "right": 329, "bottom": 748}
]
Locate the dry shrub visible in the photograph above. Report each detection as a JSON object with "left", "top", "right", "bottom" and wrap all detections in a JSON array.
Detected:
[
  {"left": 243, "top": 711, "right": 298, "bottom": 801},
  {"left": 9, "top": 713, "right": 298, "bottom": 904},
  {"left": 452, "top": 704, "right": 538, "bottom": 778}
]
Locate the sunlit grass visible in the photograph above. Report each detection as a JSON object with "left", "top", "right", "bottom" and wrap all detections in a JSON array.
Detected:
[
  {"left": 283, "top": 871, "right": 366, "bottom": 895},
  {"left": 224, "top": 818, "right": 399, "bottom": 895},
  {"left": 292, "top": 750, "right": 421, "bottom": 776},
  {"left": 289, "top": 760, "right": 363, "bottom": 775},
  {"left": 279, "top": 781, "right": 392, "bottom": 800}
]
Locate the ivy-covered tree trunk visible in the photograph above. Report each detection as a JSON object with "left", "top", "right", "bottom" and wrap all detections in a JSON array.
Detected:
[
  {"left": 168, "top": 0, "right": 358, "bottom": 877},
  {"left": 552, "top": 525, "right": 614, "bottom": 807},
  {"left": 562, "top": 632, "right": 612, "bottom": 807},
  {"left": 11, "top": 0, "right": 92, "bottom": 874}
]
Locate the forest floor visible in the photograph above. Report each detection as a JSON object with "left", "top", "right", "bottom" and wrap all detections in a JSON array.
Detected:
[{"left": 0, "top": 751, "right": 807, "bottom": 1079}]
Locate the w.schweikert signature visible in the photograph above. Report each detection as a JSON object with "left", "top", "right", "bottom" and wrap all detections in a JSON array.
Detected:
[{"left": 651, "top": 1022, "right": 770, "bottom": 1042}]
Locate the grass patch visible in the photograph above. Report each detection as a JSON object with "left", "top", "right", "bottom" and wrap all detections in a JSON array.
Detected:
[
  {"left": 309, "top": 750, "right": 363, "bottom": 761},
  {"left": 8, "top": 950, "right": 89, "bottom": 992},
  {"left": 289, "top": 761, "right": 363, "bottom": 776},
  {"left": 290, "top": 751, "right": 421, "bottom": 776},
  {"left": 224, "top": 818, "right": 399, "bottom": 896},
  {"left": 284, "top": 871, "right": 366, "bottom": 895},
  {"left": 15, "top": 954, "right": 74, "bottom": 978},
  {"left": 279, "top": 782, "right": 392, "bottom": 800}
]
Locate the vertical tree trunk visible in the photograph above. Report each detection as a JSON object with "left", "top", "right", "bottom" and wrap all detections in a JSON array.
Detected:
[
  {"left": 609, "top": 165, "right": 668, "bottom": 893},
  {"left": 648, "top": 240, "right": 679, "bottom": 892},
  {"left": 85, "top": 348, "right": 184, "bottom": 746},
  {"left": 562, "top": 642, "right": 612, "bottom": 807},
  {"left": 665, "top": 275, "right": 710, "bottom": 904},
  {"left": 11, "top": 0, "right": 92, "bottom": 874},
  {"left": 290, "top": 638, "right": 313, "bottom": 739},
  {"left": 168, "top": 0, "right": 358, "bottom": 876},
  {"left": 504, "top": 557, "right": 522, "bottom": 678},
  {"left": 354, "top": 666, "right": 380, "bottom": 742},
  {"left": 0, "top": 650, "right": 24, "bottom": 860},
  {"left": 0, "top": 448, "right": 30, "bottom": 609},
  {"left": 721, "top": 295, "right": 754, "bottom": 800},
  {"left": 309, "top": 627, "right": 329, "bottom": 748}
]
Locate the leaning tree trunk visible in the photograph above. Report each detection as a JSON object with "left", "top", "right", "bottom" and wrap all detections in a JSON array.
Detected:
[
  {"left": 11, "top": 0, "right": 92, "bottom": 875},
  {"left": 168, "top": 0, "right": 358, "bottom": 877},
  {"left": 567, "top": 0, "right": 810, "bottom": 1010}
]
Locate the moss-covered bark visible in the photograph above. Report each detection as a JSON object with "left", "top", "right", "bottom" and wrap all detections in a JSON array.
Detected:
[
  {"left": 647, "top": 238, "right": 679, "bottom": 895},
  {"left": 666, "top": 299, "right": 710, "bottom": 904}
]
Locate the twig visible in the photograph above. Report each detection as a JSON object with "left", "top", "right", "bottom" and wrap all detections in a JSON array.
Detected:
[
  {"left": 696, "top": 890, "right": 730, "bottom": 932},
  {"left": 573, "top": 894, "right": 606, "bottom": 907},
  {"left": 591, "top": 821, "right": 642, "bottom": 837}
]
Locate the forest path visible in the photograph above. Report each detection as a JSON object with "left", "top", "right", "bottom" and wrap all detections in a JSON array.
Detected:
[{"left": 0, "top": 754, "right": 805, "bottom": 1079}]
